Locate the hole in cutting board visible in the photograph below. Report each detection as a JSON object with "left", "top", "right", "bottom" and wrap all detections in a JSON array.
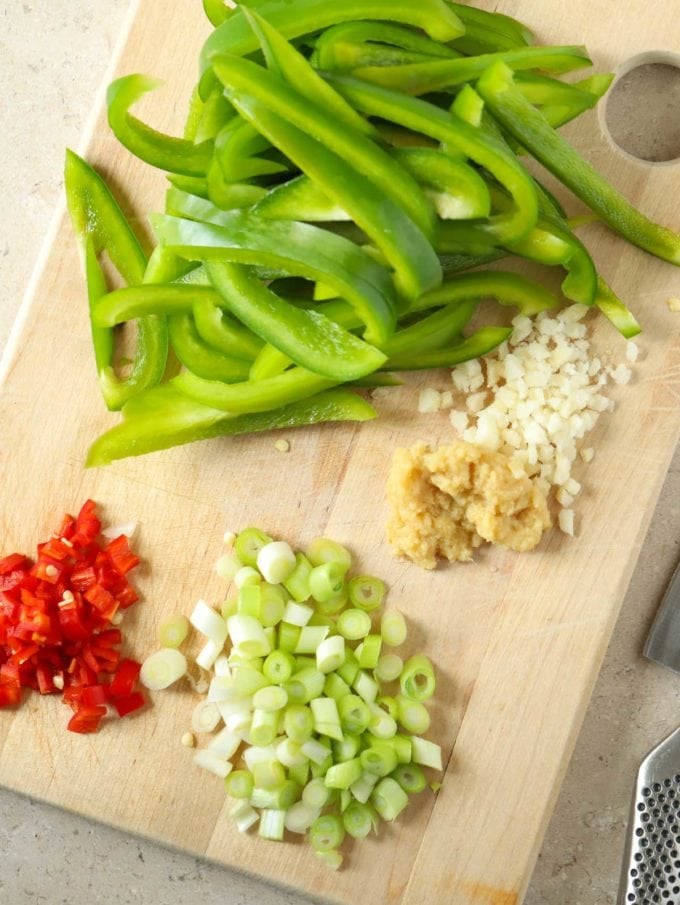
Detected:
[{"left": 603, "top": 53, "right": 680, "bottom": 163}]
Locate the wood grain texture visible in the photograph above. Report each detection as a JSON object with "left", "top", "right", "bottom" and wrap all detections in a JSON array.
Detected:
[{"left": 0, "top": 2, "right": 679, "bottom": 903}]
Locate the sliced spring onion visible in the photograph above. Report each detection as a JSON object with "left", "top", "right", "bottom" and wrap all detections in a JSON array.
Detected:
[
  {"left": 193, "top": 749, "right": 234, "bottom": 779},
  {"left": 381, "top": 610, "right": 407, "bottom": 647},
  {"left": 285, "top": 801, "right": 320, "bottom": 834},
  {"left": 371, "top": 777, "right": 409, "bottom": 822},
  {"left": 310, "top": 696, "right": 343, "bottom": 741},
  {"left": 282, "top": 600, "right": 314, "bottom": 626},
  {"left": 252, "top": 684, "right": 289, "bottom": 711},
  {"left": 302, "top": 777, "right": 332, "bottom": 809},
  {"left": 251, "top": 758, "right": 287, "bottom": 791},
  {"left": 190, "top": 599, "right": 228, "bottom": 642},
  {"left": 140, "top": 648, "right": 187, "bottom": 690},
  {"left": 367, "top": 703, "right": 397, "bottom": 740},
  {"left": 332, "top": 734, "right": 361, "bottom": 763},
  {"left": 350, "top": 771, "right": 379, "bottom": 804},
  {"left": 229, "top": 665, "right": 268, "bottom": 696},
  {"left": 309, "top": 814, "right": 346, "bottom": 852},
  {"left": 309, "top": 562, "right": 347, "bottom": 603},
  {"left": 234, "top": 527, "right": 272, "bottom": 567},
  {"left": 392, "top": 734, "right": 413, "bottom": 765},
  {"left": 228, "top": 614, "right": 271, "bottom": 658},
  {"left": 257, "top": 540, "right": 297, "bottom": 584},
  {"left": 250, "top": 781, "right": 300, "bottom": 810},
  {"left": 250, "top": 708, "right": 280, "bottom": 746},
  {"left": 159, "top": 614, "right": 189, "bottom": 648},
  {"left": 285, "top": 667, "right": 325, "bottom": 703},
  {"left": 234, "top": 566, "right": 262, "bottom": 588},
  {"left": 338, "top": 694, "right": 371, "bottom": 736},
  {"left": 323, "top": 672, "right": 351, "bottom": 702},
  {"left": 360, "top": 742, "right": 398, "bottom": 778},
  {"left": 336, "top": 649, "right": 360, "bottom": 686},
  {"left": 259, "top": 583, "right": 287, "bottom": 626},
  {"left": 375, "top": 653, "right": 403, "bottom": 683},
  {"left": 213, "top": 654, "right": 231, "bottom": 677},
  {"left": 301, "top": 738, "right": 333, "bottom": 765},
  {"left": 343, "top": 801, "right": 376, "bottom": 839},
  {"left": 348, "top": 575, "right": 385, "bottom": 612},
  {"left": 259, "top": 808, "right": 286, "bottom": 841},
  {"left": 191, "top": 700, "right": 221, "bottom": 733},
  {"left": 392, "top": 763, "right": 426, "bottom": 794},
  {"left": 225, "top": 769, "right": 254, "bottom": 799},
  {"left": 352, "top": 669, "right": 379, "bottom": 704},
  {"left": 284, "top": 704, "right": 315, "bottom": 742},
  {"left": 356, "top": 634, "right": 382, "bottom": 669},
  {"left": 220, "top": 597, "right": 239, "bottom": 620},
  {"left": 230, "top": 800, "right": 259, "bottom": 833},
  {"left": 216, "top": 551, "right": 242, "bottom": 581},
  {"left": 314, "top": 849, "right": 343, "bottom": 870},
  {"left": 196, "top": 638, "right": 224, "bottom": 671},
  {"left": 288, "top": 761, "right": 310, "bottom": 788},
  {"left": 396, "top": 695, "right": 431, "bottom": 735},
  {"left": 238, "top": 584, "right": 261, "bottom": 618},
  {"left": 282, "top": 552, "right": 313, "bottom": 602},
  {"left": 306, "top": 538, "right": 352, "bottom": 573},
  {"left": 400, "top": 655, "right": 435, "bottom": 702},
  {"left": 337, "top": 607, "right": 372, "bottom": 641},
  {"left": 263, "top": 649, "right": 295, "bottom": 684},
  {"left": 207, "top": 726, "right": 242, "bottom": 759},
  {"left": 411, "top": 736, "right": 443, "bottom": 771},
  {"left": 316, "top": 635, "right": 345, "bottom": 673},
  {"left": 324, "top": 757, "right": 363, "bottom": 790},
  {"left": 295, "top": 625, "right": 330, "bottom": 654},
  {"left": 377, "top": 695, "right": 398, "bottom": 720},
  {"left": 276, "top": 737, "right": 308, "bottom": 768},
  {"left": 277, "top": 621, "right": 301, "bottom": 652},
  {"left": 315, "top": 592, "right": 348, "bottom": 616}
]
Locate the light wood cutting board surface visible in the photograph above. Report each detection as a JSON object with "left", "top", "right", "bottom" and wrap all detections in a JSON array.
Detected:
[{"left": 1, "top": 2, "right": 679, "bottom": 903}]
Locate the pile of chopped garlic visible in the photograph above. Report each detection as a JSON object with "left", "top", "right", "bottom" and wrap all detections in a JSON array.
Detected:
[{"left": 417, "top": 306, "right": 637, "bottom": 536}]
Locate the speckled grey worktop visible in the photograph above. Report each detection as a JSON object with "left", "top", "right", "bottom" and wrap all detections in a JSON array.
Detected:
[{"left": 1, "top": 4, "right": 679, "bottom": 904}]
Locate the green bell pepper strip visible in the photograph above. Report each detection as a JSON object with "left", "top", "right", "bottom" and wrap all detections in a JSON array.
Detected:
[
  {"left": 314, "top": 42, "right": 450, "bottom": 73},
  {"left": 253, "top": 147, "right": 490, "bottom": 223},
  {"left": 168, "top": 314, "right": 253, "bottom": 382},
  {"left": 250, "top": 343, "right": 293, "bottom": 380},
  {"left": 193, "top": 89, "right": 235, "bottom": 144},
  {"left": 595, "top": 277, "right": 641, "bottom": 338},
  {"left": 211, "top": 55, "right": 434, "bottom": 240},
  {"left": 86, "top": 386, "right": 376, "bottom": 467},
  {"left": 203, "top": 0, "right": 232, "bottom": 27},
  {"left": 346, "top": 46, "right": 592, "bottom": 96},
  {"left": 205, "top": 71, "right": 442, "bottom": 305},
  {"left": 173, "top": 366, "right": 336, "bottom": 413},
  {"left": 168, "top": 174, "right": 211, "bottom": 200},
  {"left": 92, "top": 283, "right": 207, "bottom": 326},
  {"left": 107, "top": 75, "right": 213, "bottom": 176},
  {"left": 313, "top": 22, "right": 459, "bottom": 71},
  {"left": 477, "top": 62, "right": 680, "bottom": 265},
  {"left": 385, "top": 327, "right": 512, "bottom": 371},
  {"left": 152, "top": 204, "right": 397, "bottom": 346},
  {"left": 411, "top": 271, "right": 558, "bottom": 316},
  {"left": 214, "top": 118, "right": 289, "bottom": 183},
  {"left": 514, "top": 72, "right": 611, "bottom": 110},
  {"left": 206, "top": 161, "right": 269, "bottom": 210},
  {"left": 329, "top": 75, "right": 538, "bottom": 247},
  {"left": 206, "top": 261, "right": 387, "bottom": 381},
  {"left": 64, "top": 149, "right": 168, "bottom": 410},
  {"left": 192, "top": 296, "right": 264, "bottom": 360},
  {"left": 391, "top": 148, "right": 491, "bottom": 221},
  {"left": 244, "top": 9, "right": 377, "bottom": 139},
  {"left": 448, "top": 2, "right": 533, "bottom": 55},
  {"left": 199, "top": 0, "right": 465, "bottom": 81},
  {"left": 382, "top": 301, "right": 479, "bottom": 359}
]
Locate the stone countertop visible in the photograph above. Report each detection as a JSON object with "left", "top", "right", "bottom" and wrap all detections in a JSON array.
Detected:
[{"left": 1, "top": 4, "right": 679, "bottom": 904}]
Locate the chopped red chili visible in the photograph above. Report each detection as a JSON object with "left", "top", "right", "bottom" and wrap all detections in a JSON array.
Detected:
[{"left": 0, "top": 500, "right": 145, "bottom": 733}]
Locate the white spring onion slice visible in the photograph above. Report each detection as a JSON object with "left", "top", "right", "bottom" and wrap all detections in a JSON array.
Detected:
[
  {"left": 257, "top": 541, "right": 297, "bottom": 584},
  {"left": 158, "top": 615, "right": 189, "bottom": 649},
  {"left": 195, "top": 640, "right": 224, "bottom": 672},
  {"left": 294, "top": 625, "right": 330, "bottom": 655},
  {"left": 252, "top": 685, "right": 288, "bottom": 712},
  {"left": 282, "top": 600, "right": 314, "bottom": 627},
  {"left": 381, "top": 611, "right": 407, "bottom": 648},
  {"left": 285, "top": 801, "right": 320, "bottom": 834},
  {"left": 314, "top": 850, "right": 343, "bottom": 871},
  {"left": 234, "top": 566, "right": 261, "bottom": 589},
  {"left": 316, "top": 636, "right": 345, "bottom": 674},
  {"left": 190, "top": 599, "right": 228, "bottom": 643},
  {"left": 140, "top": 649, "right": 187, "bottom": 690},
  {"left": 192, "top": 749, "right": 233, "bottom": 779},
  {"left": 258, "top": 808, "right": 286, "bottom": 841},
  {"left": 207, "top": 727, "right": 242, "bottom": 759},
  {"left": 191, "top": 701, "right": 221, "bottom": 734},
  {"left": 411, "top": 736, "right": 443, "bottom": 771},
  {"left": 374, "top": 653, "right": 404, "bottom": 683},
  {"left": 300, "top": 738, "right": 331, "bottom": 765},
  {"left": 227, "top": 614, "right": 271, "bottom": 658},
  {"left": 213, "top": 655, "right": 231, "bottom": 677},
  {"left": 230, "top": 801, "right": 259, "bottom": 833},
  {"left": 276, "top": 738, "right": 308, "bottom": 769},
  {"left": 216, "top": 552, "right": 242, "bottom": 581}
]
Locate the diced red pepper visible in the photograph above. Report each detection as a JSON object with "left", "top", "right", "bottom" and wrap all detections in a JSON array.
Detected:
[
  {"left": 0, "top": 680, "right": 22, "bottom": 707},
  {"left": 108, "top": 658, "right": 141, "bottom": 699},
  {"left": 67, "top": 705, "right": 107, "bottom": 734},
  {"left": 84, "top": 583, "right": 116, "bottom": 614},
  {"left": 0, "top": 554, "right": 29, "bottom": 575},
  {"left": 70, "top": 564, "right": 96, "bottom": 592},
  {"left": 39, "top": 538, "right": 74, "bottom": 562},
  {"left": 81, "top": 684, "right": 109, "bottom": 707},
  {"left": 72, "top": 500, "right": 101, "bottom": 548},
  {"left": 105, "top": 535, "right": 140, "bottom": 575},
  {"left": 112, "top": 692, "right": 145, "bottom": 718}
]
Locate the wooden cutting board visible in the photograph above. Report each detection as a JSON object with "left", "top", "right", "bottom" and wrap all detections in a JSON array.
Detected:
[{"left": 1, "top": 2, "right": 679, "bottom": 903}]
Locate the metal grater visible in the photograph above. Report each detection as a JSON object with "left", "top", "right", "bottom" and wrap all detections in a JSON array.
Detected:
[{"left": 618, "top": 727, "right": 680, "bottom": 904}]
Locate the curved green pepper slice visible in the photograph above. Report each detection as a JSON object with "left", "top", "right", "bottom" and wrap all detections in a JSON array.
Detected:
[
  {"left": 192, "top": 296, "right": 264, "bottom": 360},
  {"left": 86, "top": 386, "right": 376, "bottom": 467},
  {"left": 169, "top": 314, "right": 253, "bottom": 382},
  {"left": 313, "top": 22, "right": 459, "bottom": 71},
  {"left": 107, "top": 75, "right": 213, "bottom": 176},
  {"left": 385, "top": 327, "right": 512, "bottom": 370},
  {"left": 448, "top": 2, "right": 533, "bottom": 55},
  {"left": 206, "top": 262, "right": 387, "bottom": 381},
  {"left": 478, "top": 61, "right": 680, "bottom": 265},
  {"left": 382, "top": 301, "right": 479, "bottom": 359}
]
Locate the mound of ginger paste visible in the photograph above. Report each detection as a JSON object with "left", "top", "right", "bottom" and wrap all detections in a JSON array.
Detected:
[{"left": 386, "top": 440, "right": 551, "bottom": 569}]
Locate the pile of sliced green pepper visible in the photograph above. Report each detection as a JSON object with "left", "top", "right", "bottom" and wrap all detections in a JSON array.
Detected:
[{"left": 65, "top": 0, "right": 680, "bottom": 465}]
